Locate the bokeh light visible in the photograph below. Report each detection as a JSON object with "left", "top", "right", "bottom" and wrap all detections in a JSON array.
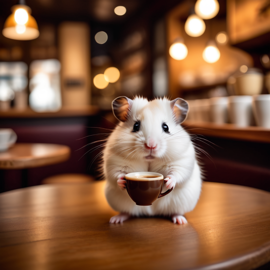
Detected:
[
  {"left": 104, "top": 67, "right": 120, "bottom": 83},
  {"left": 216, "top": 32, "right": 228, "bottom": 44},
  {"left": 203, "top": 45, "right": 220, "bottom": 63},
  {"left": 95, "top": 31, "right": 108, "bottom": 44},
  {"left": 93, "top": 74, "right": 109, "bottom": 89},
  {"left": 114, "top": 6, "right": 126, "bottom": 16},
  {"left": 169, "top": 42, "right": 188, "bottom": 60},
  {"left": 195, "top": 0, "right": 219, "bottom": 19},
  {"left": 14, "top": 8, "right": 29, "bottom": 25},
  {"left": 240, "top": 65, "right": 248, "bottom": 73},
  {"left": 185, "top": 14, "right": 205, "bottom": 37}
]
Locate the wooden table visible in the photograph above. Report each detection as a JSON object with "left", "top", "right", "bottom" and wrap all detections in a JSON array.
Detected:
[
  {"left": 0, "top": 181, "right": 270, "bottom": 270},
  {"left": 0, "top": 143, "right": 70, "bottom": 190}
]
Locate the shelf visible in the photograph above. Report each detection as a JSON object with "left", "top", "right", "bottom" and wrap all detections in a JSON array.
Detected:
[
  {"left": 182, "top": 121, "right": 270, "bottom": 143},
  {"left": 0, "top": 106, "right": 99, "bottom": 118}
]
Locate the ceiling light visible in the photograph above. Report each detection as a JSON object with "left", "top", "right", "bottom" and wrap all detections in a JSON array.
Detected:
[
  {"left": 185, "top": 14, "right": 205, "bottom": 37},
  {"left": 114, "top": 6, "right": 126, "bottom": 16},
  {"left": 95, "top": 31, "right": 108, "bottom": 44},
  {"left": 203, "top": 42, "right": 220, "bottom": 63},
  {"left": 169, "top": 39, "right": 188, "bottom": 60},
  {"left": 93, "top": 74, "right": 109, "bottom": 89},
  {"left": 195, "top": 0, "right": 220, "bottom": 19},
  {"left": 240, "top": 65, "right": 248, "bottom": 73},
  {"left": 104, "top": 67, "right": 120, "bottom": 83},
  {"left": 216, "top": 32, "right": 228, "bottom": 44},
  {"left": 2, "top": 0, "right": 39, "bottom": 40}
]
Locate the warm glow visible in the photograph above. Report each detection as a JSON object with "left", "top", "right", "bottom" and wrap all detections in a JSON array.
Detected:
[
  {"left": 93, "top": 74, "right": 109, "bottom": 89},
  {"left": 216, "top": 32, "right": 227, "bottom": 44},
  {"left": 114, "top": 6, "right": 126, "bottom": 16},
  {"left": 2, "top": 4, "right": 39, "bottom": 40},
  {"left": 262, "top": 55, "right": 269, "bottom": 64},
  {"left": 169, "top": 42, "right": 188, "bottom": 60},
  {"left": 240, "top": 65, "right": 248, "bottom": 73},
  {"left": 14, "top": 8, "right": 29, "bottom": 25},
  {"left": 95, "top": 31, "right": 108, "bottom": 44},
  {"left": 104, "top": 67, "right": 120, "bottom": 83},
  {"left": 185, "top": 14, "right": 205, "bottom": 37},
  {"left": 15, "top": 25, "right": 26, "bottom": 34},
  {"left": 195, "top": 0, "right": 219, "bottom": 19},
  {"left": 203, "top": 45, "right": 220, "bottom": 63}
]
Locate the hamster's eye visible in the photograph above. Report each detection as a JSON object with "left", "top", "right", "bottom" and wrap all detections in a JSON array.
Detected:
[
  {"left": 132, "top": 121, "right": 140, "bottom": 132},
  {"left": 162, "top": 123, "right": 169, "bottom": 133}
]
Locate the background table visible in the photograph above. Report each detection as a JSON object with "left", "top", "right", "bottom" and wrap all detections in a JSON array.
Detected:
[
  {"left": 0, "top": 143, "right": 70, "bottom": 190},
  {"left": 0, "top": 181, "right": 270, "bottom": 270}
]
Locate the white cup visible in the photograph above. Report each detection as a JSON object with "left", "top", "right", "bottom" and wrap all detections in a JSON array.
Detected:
[
  {"left": 252, "top": 95, "right": 270, "bottom": 128},
  {"left": 0, "top": 129, "right": 17, "bottom": 151},
  {"left": 265, "top": 72, "right": 270, "bottom": 94},
  {"left": 235, "top": 69, "right": 263, "bottom": 96},
  {"left": 228, "top": 96, "right": 254, "bottom": 127},
  {"left": 210, "top": 97, "right": 228, "bottom": 124}
]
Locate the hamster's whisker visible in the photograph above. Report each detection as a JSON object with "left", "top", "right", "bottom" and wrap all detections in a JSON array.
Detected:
[
  {"left": 193, "top": 145, "right": 214, "bottom": 164},
  {"left": 192, "top": 136, "right": 220, "bottom": 149},
  {"left": 78, "top": 143, "right": 106, "bottom": 161},
  {"left": 76, "top": 139, "right": 108, "bottom": 151},
  {"left": 88, "top": 151, "right": 104, "bottom": 170},
  {"left": 76, "top": 133, "right": 111, "bottom": 140}
]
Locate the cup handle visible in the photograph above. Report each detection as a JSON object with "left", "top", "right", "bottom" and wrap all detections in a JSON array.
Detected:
[
  {"left": 158, "top": 186, "right": 173, "bottom": 198},
  {"left": 9, "top": 131, "right": 17, "bottom": 146}
]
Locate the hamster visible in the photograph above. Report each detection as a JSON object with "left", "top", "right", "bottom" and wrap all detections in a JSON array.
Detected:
[{"left": 103, "top": 96, "right": 202, "bottom": 225}]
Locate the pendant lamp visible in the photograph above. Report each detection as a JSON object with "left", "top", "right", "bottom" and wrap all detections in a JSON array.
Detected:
[{"left": 2, "top": 0, "right": 39, "bottom": 40}]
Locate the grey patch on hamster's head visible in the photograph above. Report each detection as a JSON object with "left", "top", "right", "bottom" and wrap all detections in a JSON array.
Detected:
[
  {"left": 170, "top": 98, "right": 189, "bottom": 124},
  {"left": 112, "top": 96, "right": 133, "bottom": 122}
]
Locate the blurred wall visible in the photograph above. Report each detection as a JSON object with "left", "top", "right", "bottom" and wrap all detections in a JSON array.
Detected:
[{"left": 59, "top": 22, "right": 91, "bottom": 107}]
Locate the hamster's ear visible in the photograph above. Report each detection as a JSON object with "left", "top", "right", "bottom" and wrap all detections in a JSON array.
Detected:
[
  {"left": 170, "top": 98, "right": 189, "bottom": 124},
  {"left": 112, "top": 96, "right": 133, "bottom": 122}
]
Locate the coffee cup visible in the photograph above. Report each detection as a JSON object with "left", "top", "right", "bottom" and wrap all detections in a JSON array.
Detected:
[
  {"left": 0, "top": 129, "right": 17, "bottom": 152},
  {"left": 210, "top": 97, "right": 228, "bottom": 124},
  {"left": 252, "top": 95, "right": 270, "bottom": 128},
  {"left": 228, "top": 96, "right": 255, "bottom": 127},
  {"left": 125, "top": 172, "right": 173, "bottom": 206}
]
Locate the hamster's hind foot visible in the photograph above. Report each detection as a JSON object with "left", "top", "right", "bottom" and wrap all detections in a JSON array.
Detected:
[
  {"left": 171, "top": 215, "right": 188, "bottom": 225},
  {"left": 109, "top": 213, "right": 131, "bottom": 224}
]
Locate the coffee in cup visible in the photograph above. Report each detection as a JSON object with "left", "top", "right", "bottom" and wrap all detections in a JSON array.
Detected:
[{"left": 125, "top": 172, "right": 173, "bottom": 206}]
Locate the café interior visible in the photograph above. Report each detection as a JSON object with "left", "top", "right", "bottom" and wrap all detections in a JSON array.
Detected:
[{"left": 1, "top": 0, "right": 270, "bottom": 269}]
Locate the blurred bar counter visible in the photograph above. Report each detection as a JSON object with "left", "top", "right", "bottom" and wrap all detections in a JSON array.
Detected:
[
  {"left": 0, "top": 106, "right": 99, "bottom": 118},
  {"left": 183, "top": 121, "right": 270, "bottom": 143}
]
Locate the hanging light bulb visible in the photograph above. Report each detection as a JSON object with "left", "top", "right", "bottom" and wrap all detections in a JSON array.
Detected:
[
  {"left": 2, "top": 0, "right": 39, "bottom": 40},
  {"left": 202, "top": 41, "right": 220, "bottom": 63},
  {"left": 169, "top": 38, "right": 188, "bottom": 60},
  {"left": 185, "top": 14, "right": 205, "bottom": 37},
  {"left": 195, "top": 0, "right": 220, "bottom": 19}
]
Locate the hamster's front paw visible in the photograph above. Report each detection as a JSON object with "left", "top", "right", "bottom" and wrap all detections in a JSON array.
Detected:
[
  {"left": 117, "top": 173, "right": 126, "bottom": 190},
  {"left": 164, "top": 175, "right": 176, "bottom": 189},
  {"left": 171, "top": 215, "right": 188, "bottom": 225}
]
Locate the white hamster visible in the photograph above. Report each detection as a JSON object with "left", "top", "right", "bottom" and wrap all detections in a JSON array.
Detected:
[{"left": 103, "top": 96, "right": 202, "bottom": 224}]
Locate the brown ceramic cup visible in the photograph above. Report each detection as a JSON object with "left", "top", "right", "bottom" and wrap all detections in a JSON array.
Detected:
[{"left": 124, "top": 172, "right": 173, "bottom": 206}]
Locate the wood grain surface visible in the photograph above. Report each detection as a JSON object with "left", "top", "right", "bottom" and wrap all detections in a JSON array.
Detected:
[
  {"left": 0, "top": 181, "right": 270, "bottom": 270},
  {"left": 182, "top": 121, "right": 270, "bottom": 143},
  {"left": 0, "top": 143, "right": 70, "bottom": 169}
]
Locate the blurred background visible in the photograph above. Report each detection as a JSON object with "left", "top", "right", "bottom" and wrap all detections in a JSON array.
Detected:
[{"left": 1, "top": 0, "right": 270, "bottom": 192}]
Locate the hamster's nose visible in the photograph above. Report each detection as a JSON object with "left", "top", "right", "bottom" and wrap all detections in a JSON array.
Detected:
[{"left": 144, "top": 143, "right": 157, "bottom": 150}]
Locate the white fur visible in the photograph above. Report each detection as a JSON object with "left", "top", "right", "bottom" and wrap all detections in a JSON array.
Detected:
[{"left": 103, "top": 97, "right": 202, "bottom": 218}]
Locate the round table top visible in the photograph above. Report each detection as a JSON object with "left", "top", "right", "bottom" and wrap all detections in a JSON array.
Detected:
[
  {"left": 0, "top": 143, "right": 70, "bottom": 169},
  {"left": 0, "top": 181, "right": 270, "bottom": 270}
]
